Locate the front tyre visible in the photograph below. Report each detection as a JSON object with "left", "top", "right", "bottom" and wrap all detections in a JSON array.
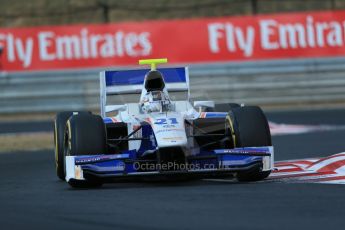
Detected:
[
  {"left": 227, "top": 106, "right": 272, "bottom": 182},
  {"left": 65, "top": 113, "right": 106, "bottom": 188},
  {"left": 54, "top": 111, "right": 90, "bottom": 180}
]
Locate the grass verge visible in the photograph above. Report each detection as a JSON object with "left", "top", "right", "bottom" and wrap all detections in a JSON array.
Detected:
[{"left": 0, "top": 132, "right": 53, "bottom": 153}]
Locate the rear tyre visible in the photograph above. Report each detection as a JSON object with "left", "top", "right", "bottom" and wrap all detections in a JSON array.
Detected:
[
  {"left": 54, "top": 111, "right": 90, "bottom": 180},
  {"left": 65, "top": 113, "right": 106, "bottom": 188},
  {"left": 106, "top": 122, "right": 128, "bottom": 153},
  {"left": 192, "top": 118, "right": 228, "bottom": 150},
  {"left": 227, "top": 106, "right": 272, "bottom": 181},
  {"left": 214, "top": 103, "right": 240, "bottom": 112}
]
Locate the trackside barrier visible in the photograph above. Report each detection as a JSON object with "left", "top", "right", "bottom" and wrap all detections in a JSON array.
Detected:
[{"left": 1, "top": 57, "right": 345, "bottom": 114}]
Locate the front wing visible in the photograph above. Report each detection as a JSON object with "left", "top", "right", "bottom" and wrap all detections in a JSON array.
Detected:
[{"left": 65, "top": 147, "right": 274, "bottom": 183}]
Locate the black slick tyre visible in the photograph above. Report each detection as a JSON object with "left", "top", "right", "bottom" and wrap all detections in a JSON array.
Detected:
[
  {"left": 227, "top": 106, "right": 272, "bottom": 181},
  {"left": 64, "top": 113, "right": 106, "bottom": 188},
  {"left": 54, "top": 111, "right": 90, "bottom": 180}
]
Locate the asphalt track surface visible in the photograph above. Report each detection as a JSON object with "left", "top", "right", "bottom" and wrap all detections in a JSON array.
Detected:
[
  {"left": 0, "top": 120, "right": 52, "bottom": 134},
  {"left": 1, "top": 109, "right": 345, "bottom": 230}
]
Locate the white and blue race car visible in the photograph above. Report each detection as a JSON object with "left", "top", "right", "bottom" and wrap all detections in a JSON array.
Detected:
[{"left": 54, "top": 59, "right": 274, "bottom": 188}]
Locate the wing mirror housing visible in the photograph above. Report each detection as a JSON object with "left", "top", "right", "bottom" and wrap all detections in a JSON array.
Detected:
[{"left": 193, "top": 101, "right": 215, "bottom": 112}]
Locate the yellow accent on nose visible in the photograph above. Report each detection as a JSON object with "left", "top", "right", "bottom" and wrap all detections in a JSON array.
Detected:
[{"left": 139, "top": 58, "right": 168, "bottom": 70}]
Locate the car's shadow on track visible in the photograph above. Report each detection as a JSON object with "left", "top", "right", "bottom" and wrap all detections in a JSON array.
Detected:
[{"left": 62, "top": 177, "right": 275, "bottom": 191}]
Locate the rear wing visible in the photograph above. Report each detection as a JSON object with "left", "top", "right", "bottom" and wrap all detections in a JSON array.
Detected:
[{"left": 100, "top": 67, "right": 190, "bottom": 117}]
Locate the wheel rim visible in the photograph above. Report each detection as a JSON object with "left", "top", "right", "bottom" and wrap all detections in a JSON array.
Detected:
[{"left": 225, "top": 115, "right": 237, "bottom": 148}]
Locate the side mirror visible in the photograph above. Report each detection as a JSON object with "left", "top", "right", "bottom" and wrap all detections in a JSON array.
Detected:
[{"left": 193, "top": 101, "right": 215, "bottom": 112}]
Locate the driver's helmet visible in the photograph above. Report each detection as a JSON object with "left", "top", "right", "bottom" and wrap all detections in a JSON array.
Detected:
[{"left": 141, "top": 91, "right": 171, "bottom": 113}]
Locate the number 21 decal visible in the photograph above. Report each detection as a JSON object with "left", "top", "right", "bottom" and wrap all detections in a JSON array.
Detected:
[{"left": 154, "top": 118, "right": 178, "bottom": 125}]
